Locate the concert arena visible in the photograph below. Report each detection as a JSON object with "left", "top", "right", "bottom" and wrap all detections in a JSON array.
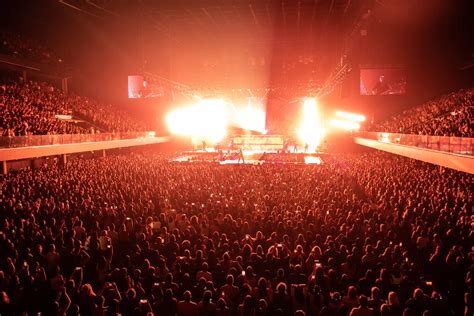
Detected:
[{"left": 0, "top": 1, "right": 473, "bottom": 315}]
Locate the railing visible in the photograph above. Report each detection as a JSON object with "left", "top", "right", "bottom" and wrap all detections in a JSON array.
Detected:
[
  {"left": 356, "top": 132, "right": 474, "bottom": 156},
  {"left": 0, "top": 132, "right": 157, "bottom": 148}
]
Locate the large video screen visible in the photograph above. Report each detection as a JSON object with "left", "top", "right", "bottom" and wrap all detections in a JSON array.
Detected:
[
  {"left": 128, "top": 75, "right": 166, "bottom": 99},
  {"left": 360, "top": 68, "right": 406, "bottom": 95}
]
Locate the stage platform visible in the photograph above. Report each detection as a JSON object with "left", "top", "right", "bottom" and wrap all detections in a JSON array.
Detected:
[{"left": 170, "top": 150, "right": 326, "bottom": 165}]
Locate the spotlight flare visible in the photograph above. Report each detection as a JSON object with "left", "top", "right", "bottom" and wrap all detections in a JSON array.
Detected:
[{"left": 297, "top": 98, "right": 325, "bottom": 152}]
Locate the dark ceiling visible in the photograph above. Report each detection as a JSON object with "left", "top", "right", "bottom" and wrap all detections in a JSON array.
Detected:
[
  {"left": 0, "top": 0, "right": 472, "bottom": 99},
  {"left": 57, "top": 0, "right": 370, "bottom": 45}
]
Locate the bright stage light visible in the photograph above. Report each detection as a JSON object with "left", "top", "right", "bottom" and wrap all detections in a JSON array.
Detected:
[
  {"left": 335, "top": 111, "right": 366, "bottom": 122},
  {"left": 329, "top": 119, "right": 361, "bottom": 130},
  {"left": 233, "top": 97, "right": 266, "bottom": 133},
  {"left": 297, "top": 98, "right": 325, "bottom": 152},
  {"left": 165, "top": 98, "right": 228, "bottom": 143},
  {"left": 302, "top": 98, "right": 318, "bottom": 117},
  {"left": 380, "top": 132, "right": 390, "bottom": 143},
  {"left": 166, "top": 108, "right": 195, "bottom": 135}
]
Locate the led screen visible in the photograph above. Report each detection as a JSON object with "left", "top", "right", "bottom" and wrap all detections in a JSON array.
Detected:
[{"left": 360, "top": 68, "right": 406, "bottom": 95}]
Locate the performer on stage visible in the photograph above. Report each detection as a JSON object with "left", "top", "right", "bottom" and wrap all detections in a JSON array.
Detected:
[{"left": 372, "top": 75, "right": 390, "bottom": 95}]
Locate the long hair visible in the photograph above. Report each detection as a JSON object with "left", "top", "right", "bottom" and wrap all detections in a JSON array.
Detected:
[{"left": 242, "top": 295, "right": 254, "bottom": 316}]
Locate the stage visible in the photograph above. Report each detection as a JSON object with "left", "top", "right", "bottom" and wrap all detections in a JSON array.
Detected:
[{"left": 170, "top": 149, "right": 326, "bottom": 165}]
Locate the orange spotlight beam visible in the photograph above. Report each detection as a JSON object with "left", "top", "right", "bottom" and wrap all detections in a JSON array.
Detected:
[
  {"left": 329, "top": 119, "right": 361, "bottom": 130},
  {"left": 335, "top": 111, "right": 366, "bottom": 122}
]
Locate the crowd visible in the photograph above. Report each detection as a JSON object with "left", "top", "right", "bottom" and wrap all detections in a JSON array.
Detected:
[
  {"left": 0, "top": 30, "right": 63, "bottom": 66},
  {"left": 370, "top": 87, "right": 474, "bottom": 137},
  {"left": 0, "top": 77, "right": 152, "bottom": 136},
  {"left": 0, "top": 151, "right": 472, "bottom": 316},
  {"left": 0, "top": 79, "right": 89, "bottom": 136},
  {"left": 68, "top": 94, "right": 151, "bottom": 134}
]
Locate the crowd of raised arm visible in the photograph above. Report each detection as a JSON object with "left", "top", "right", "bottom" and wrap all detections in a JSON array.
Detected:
[
  {"left": 0, "top": 151, "right": 472, "bottom": 316},
  {"left": 370, "top": 87, "right": 473, "bottom": 137}
]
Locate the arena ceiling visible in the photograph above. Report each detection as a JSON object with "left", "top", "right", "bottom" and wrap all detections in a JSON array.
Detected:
[
  {"left": 57, "top": 0, "right": 372, "bottom": 46},
  {"left": 1, "top": 0, "right": 472, "bottom": 96}
]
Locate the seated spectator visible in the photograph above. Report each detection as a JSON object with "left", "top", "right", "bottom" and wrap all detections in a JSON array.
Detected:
[
  {"left": 369, "top": 86, "right": 474, "bottom": 137},
  {"left": 0, "top": 77, "right": 152, "bottom": 136}
]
